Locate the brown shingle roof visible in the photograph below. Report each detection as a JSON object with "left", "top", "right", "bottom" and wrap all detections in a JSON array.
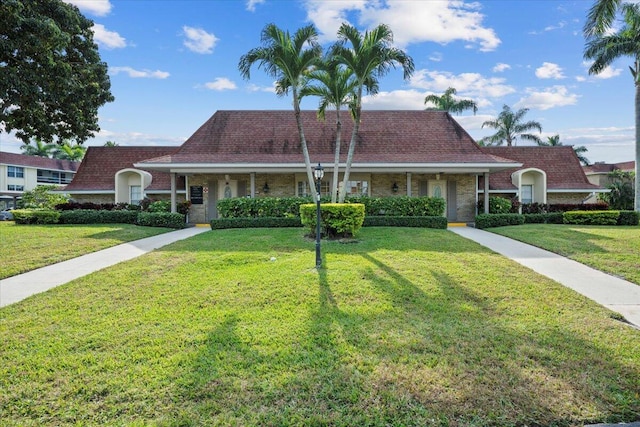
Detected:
[
  {"left": 481, "top": 146, "right": 602, "bottom": 190},
  {"left": 140, "top": 110, "right": 517, "bottom": 165},
  {"left": 64, "top": 146, "right": 181, "bottom": 192},
  {"left": 0, "top": 151, "right": 80, "bottom": 172},
  {"left": 583, "top": 160, "right": 635, "bottom": 175}
]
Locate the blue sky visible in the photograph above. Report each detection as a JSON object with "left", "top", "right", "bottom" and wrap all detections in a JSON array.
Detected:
[{"left": 2, "top": 0, "right": 636, "bottom": 164}]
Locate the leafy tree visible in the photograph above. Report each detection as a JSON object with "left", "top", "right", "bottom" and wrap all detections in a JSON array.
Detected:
[
  {"left": 538, "top": 134, "right": 590, "bottom": 165},
  {"left": 103, "top": 140, "right": 119, "bottom": 147},
  {"left": 480, "top": 105, "right": 542, "bottom": 146},
  {"left": 17, "top": 185, "right": 69, "bottom": 209},
  {"left": 584, "top": 1, "right": 640, "bottom": 211},
  {"left": 598, "top": 170, "right": 635, "bottom": 209},
  {"left": 20, "top": 139, "right": 57, "bottom": 157},
  {"left": 238, "top": 24, "right": 322, "bottom": 201},
  {"left": 54, "top": 141, "right": 87, "bottom": 161},
  {"left": 331, "top": 23, "right": 415, "bottom": 202},
  {"left": 1, "top": 0, "right": 114, "bottom": 145},
  {"left": 424, "top": 87, "right": 478, "bottom": 115},
  {"left": 301, "top": 57, "right": 358, "bottom": 202}
]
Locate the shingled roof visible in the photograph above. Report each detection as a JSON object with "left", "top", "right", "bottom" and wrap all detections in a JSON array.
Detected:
[
  {"left": 583, "top": 160, "right": 635, "bottom": 175},
  {"left": 139, "top": 110, "right": 518, "bottom": 167},
  {"left": 481, "top": 146, "right": 602, "bottom": 190},
  {"left": 64, "top": 146, "right": 182, "bottom": 192},
  {"left": 0, "top": 151, "right": 80, "bottom": 172}
]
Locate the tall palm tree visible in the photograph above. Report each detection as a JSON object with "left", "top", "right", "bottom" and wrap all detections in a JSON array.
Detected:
[
  {"left": 238, "top": 24, "right": 322, "bottom": 201},
  {"left": 480, "top": 105, "right": 542, "bottom": 146},
  {"left": 331, "top": 23, "right": 414, "bottom": 202},
  {"left": 103, "top": 140, "right": 119, "bottom": 147},
  {"left": 584, "top": 1, "right": 640, "bottom": 210},
  {"left": 424, "top": 87, "right": 478, "bottom": 115},
  {"left": 538, "top": 134, "right": 590, "bottom": 165},
  {"left": 301, "top": 57, "right": 358, "bottom": 202},
  {"left": 54, "top": 141, "right": 86, "bottom": 161},
  {"left": 20, "top": 138, "right": 56, "bottom": 157}
]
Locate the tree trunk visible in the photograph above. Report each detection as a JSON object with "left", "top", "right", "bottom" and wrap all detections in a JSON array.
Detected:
[
  {"left": 339, "top": 87, "right": 363, "bottom": 203},
  {"left": 635, "top": 76, "right": 640, "bottom": 212},
  {"left": 332, "top": 108, "right": 342, "bottom": 203},
  {"left": 293, "top": 90, "right": 317, "bottom": 203}
]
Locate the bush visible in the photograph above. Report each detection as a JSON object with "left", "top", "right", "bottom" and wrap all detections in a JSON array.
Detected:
[
  {"left": 523, "top": 213, "right": 564, "bottom": 224},
  {"left": 547, "top": 203, "right": 609, "bottom": 212},
  {"left": 475, "top": 213, "right": 524, "bottom": 229},
  {"left": 136, "top": 212, "right": 186, "bottom": 228},
  {"left": 58, "top": 209, "right": 138, "bottom": 224},
  {"left": 18, "top": 185, "right": 69, "bottom": 210},
  {"left": 363, "top": 216, "right": 448, "bottom": 229},
  {"left": 11, "top": 209, "right": 60, "bottom": 224},
  {"left": 300, "top": 203, "right": 365, "bottom": 238},
  {"left": 210, "top": 217, "right": 303, "bottom": 230},
  {"left": 347, "top": 195, "right": 445, "bottom": 217},
  {"left": 477, "top": 196, "right": 513, "bottom": 214},
  {"left": 618, "top": 210, "right": 640, "bottom": 226},
  {"left": 563, "top": 210, "right": 619, "bottom": 225},
  {"left": 217, "top": 197, "right": 313, "bottom": 218},
  {"left": 147, "top": 200, "right": 171, "bottom": 213}
]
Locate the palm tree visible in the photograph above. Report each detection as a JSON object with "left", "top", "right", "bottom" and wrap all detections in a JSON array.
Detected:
[
  {"left": 539, "top": 134, "right": 590, "bottom": 165},
  {"left": 54, "top": 141, "right": 86, "bottom": 161},
  {"left": 480, "top": 105, "right": 542, "bottom": 146},
  {"left": 331, "top": 23, "right": 414, "bottom": 202},
  {"left": 584, "top": 1, "right": 640, "bottom": 210},
  {"left": 103, "top": 140, "right": 119, "bottom": 147},
  {"left": 20, "top": 138, "right": 56, "bottom": 157},
  {"left": 301, "top": 57, "right": 358, "bottom": 202},
  {"left": 238, "top": 24, "right": 322, "bottom": 201},
  {"left": 424, "top": 87, "right": 477, "bottom": 115}
]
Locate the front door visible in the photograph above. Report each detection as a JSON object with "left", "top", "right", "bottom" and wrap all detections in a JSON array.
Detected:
[{"left": 429, "top": 180, "right": 447, "bottom": 218}]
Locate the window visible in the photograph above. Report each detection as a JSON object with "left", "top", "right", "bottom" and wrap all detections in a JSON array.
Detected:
[
  {"left": 37, "top": 170, "right": 72, "bottom": 184},
  {"left": 7, "top": 185, "right": 24, "bottom": 191},
  {"left": 521, "top": 185, "right": 533, "bottom": 204},
  {"left": 130, "top": 185, "right": 142, "bottom": 205},
  {"left": 297, "top": 180, "right": 330, "bottom": 197},
  {"left": 340, "top": 180, "right": 369, "bottom": 196},
  {"left": 7, "top": 166, "right": 24, "bottom": 178}
]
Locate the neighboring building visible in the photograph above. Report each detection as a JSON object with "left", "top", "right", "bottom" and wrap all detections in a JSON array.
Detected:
[
  {"left": 0, "top": 151, "right": 80, "bottom": 210},
  {"left": 64, "top": 110, "right": 606, "bottom": 223},
  {"left": 583, "top": 161, "right": 635, "bottom": 188},
  {"left": 480, "top": 146, "right": 606, "bottom": 207}
]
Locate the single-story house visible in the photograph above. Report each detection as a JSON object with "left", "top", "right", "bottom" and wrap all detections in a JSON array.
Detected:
[
  {"left": 63, "top": 110, "right": 605, "bottom": 223},
  {"left": 583, "top": 160, "right": 635, "bottom": 188},
  {"left": 0, "top": 151, "right": 80, "bottom": 210}
]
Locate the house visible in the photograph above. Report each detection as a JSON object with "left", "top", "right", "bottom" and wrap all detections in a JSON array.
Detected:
[
  {"left": 480, "top": 146, "right": 606, "bottom": 207},
  {"left": 0, "top": 151, "right": 80, "bottom": 210},
  {"left": 583, "top": 161, "right": 635, "bottom": 188},
  {"left": 64, "top": 110, "right": 605, "bottom": 223}
]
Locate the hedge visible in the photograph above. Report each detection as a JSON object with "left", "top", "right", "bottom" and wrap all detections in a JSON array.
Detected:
[
  {"left": 475, "top": 213, "right": 525, "bottom": 229},
  {"left": 136, "top": 212, "right": 186, "bottom": 228},
  {"left": 523, "top": 213, "right": 564, "bottom": 224},
  {"left": 11, "top": 209, "right": 60, "bottom": 224},
  {"left": 58, "top": 209, "right": 139, "bottom": 224},
  {"left": 363, "top": 216, "right": 448, "bottom": 229},
  {"left": 347, "top": 195, "right": 445, "bottom": 217},
  {"left": 618, "top": 210, "right": 640, "bottom": 226},
  {"left": 210, "top": 217, "right": 303, "bottom": 229},
  {"left": 300, "top": 203, "right": 365, "bottom": 238},
  {"left": 563, "top": 210, "right": 620, "bottom": 225}
]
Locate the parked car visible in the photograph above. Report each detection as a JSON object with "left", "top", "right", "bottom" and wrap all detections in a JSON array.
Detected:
[{"left": 0, "top": 209, "right": 14, "bottom": 221}]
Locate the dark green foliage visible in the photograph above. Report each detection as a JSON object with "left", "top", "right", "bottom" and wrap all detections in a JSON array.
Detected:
[
  {"left": 348, "top": 195, "right": 445, "bottom": 216},
  {"left": 58, "top": 209, "right": 138, "bottom": 224},
  {"left": 146, "top": 200, "right": 171, "bottom": 213},
  {"left": 563, "top": 210, "right": 619, "bottom": 225},
  {"left": 217, "top": 197, "right": 313, "bottom": 218},
  {"left": 300, "top": 203, "right": 365, "bottom": 237},
  {"left": 11, "top": 209, "right": 60, "bottom": 224},
  {"left": 523, "top": 213, "right": 564, "bottom": 224},
  {"left": 475, "top": 213, "right": 525, "bottom": 229},
  {"left": 210, "top": 217, "right": 303, "bottom": 229},
  {"left": 136, "top": 212, "right": 186, "bottom": 229},
  {"left": 477, "top": 196, "right": 514, "bottom": 214},
  {"left": 1, "top": 0, "right": 114, "bottom": 144},
  {"left": 363, "top": 216, "right": 448, "bottom": 229},
  {"left": 18, "top": 185, "right": 69, "bottom": 210},
  {"left": 617, "top": 210, "right": 640, "bottom": 226}
]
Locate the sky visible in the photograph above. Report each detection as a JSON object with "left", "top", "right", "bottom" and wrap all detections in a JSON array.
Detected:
[{"left": 1, "top": 0, "right": 637, "bottom": 164}]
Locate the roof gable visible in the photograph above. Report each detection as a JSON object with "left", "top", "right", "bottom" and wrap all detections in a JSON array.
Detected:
[{"left": 0, "top": 151, "right": 80, "bottom": 172}]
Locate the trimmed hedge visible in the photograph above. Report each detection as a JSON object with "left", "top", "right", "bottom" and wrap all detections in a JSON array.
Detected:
[
  {"left": 11, "top": 209, "right": 60, "bottom": 224},
  {"left": 300, "top": 203, "right": 365, "bottom": 238},
  {"left": 58, "top": 209, "right": 139, "bottom": 224},
  {"left": 563, "top": 210, "right": 619, "bottom": 225},
  {"left": 217, "top": 197, "right": 312, "bottom": 218},
  {"left": 136, "top": 212, "right": 186, "bottom": 228},
  {"left": 363, "top": 216, "right": 448, "bottom": 229},
  {"left": 210, "top": 217, "right": 303, "bottom": 230},
  {"left": 523, "top": 213, "right": 564, "bottom": 224},
  {"left": 618, "top": 210, "right": 640, "bottom": 226},
  {"left": 347, "top": 195, "right": 445, "bottom": 217},
  {"left": 475, "top": 213, "right": 525, "bottom": 229}
]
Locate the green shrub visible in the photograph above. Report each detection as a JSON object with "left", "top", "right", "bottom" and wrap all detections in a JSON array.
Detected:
[
  {"left": 146, "top": 200, "right": 171, "bottom": 213},
  {"left": 58, "top": 209, "right": 138, "bottom": 224},
  {"left": 136, "top": 212, "right": 185, "bottom": 228},
  {"left": 347, "top": 195, "right": 445, "bottom": 217},
  {"left": 477, "top": 196, "right": 513, "bottom": 214},
  {"left": 300, "top": 203, "right": 365, "bottom": 238},
  {"left": 363, "top": 216, "right": 448, "bottom": 229},
  {"left": 210, "top": 217, "right": 303, "bottom": 229},
  {"left": 475, "top": 213, "right": 524, "bottom": 229},
  {"left": 11, "top": 209, "right": 60, "bottom": 224},
  {"left": 18, "top": 185, "right": 69, "bottom": 210},
  {"left": 217, "top": 197, "right": 313, "bottom": 218},
  {"left": 618, "top": 210, "right": 640, "bottom": 226},
  {"left": 523, "top": 213, "right": 564, "bottom": 224},
  {"left": 563, "top": 210, "right": 619, "bottom": 225}
]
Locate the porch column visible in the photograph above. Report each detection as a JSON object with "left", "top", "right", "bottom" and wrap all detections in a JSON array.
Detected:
[
  {"left": 483, "top": 172, "right": 489, "bottom": 214},
  {"left": 170, "top": 173, "right": 177, "bottom": 213},
  {"left": 406, "top": 173, "right": 412, "bottom": 197},
  {"left": 250, "top": 172, "right": 256, "bottom": 197}
]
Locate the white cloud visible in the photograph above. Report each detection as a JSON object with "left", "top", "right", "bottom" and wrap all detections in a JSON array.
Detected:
[
  {"left": 303, "top": 0, "right": 500, "bottom": 51},
  {"left": 361, "top": 89, "right": 427, "bottom": 110},
  {"left": 246, "top": 0, "right": 265, "bottom": 11},
  {"left": 204, "top": 78, "right": 237, "bottom": 91},
  {"left": 492, "top": 63, "right": 511, "bottom": 73},
  {"left": 92, "top": 24, "right": 126, "bottom": 49},
  {"left": 63, "top": 0, "right": 112, "bottom": 16},
  {"left": 109, "top": 67, "right": 170, "bottom": 79},
  {"left": 429, "top": 52, "right": 443, "bottom": 62},
  {"left": 535, "top": 62, "right": 565, "bottom": 79},
  {"left": 514, "top": 85, "right": 578, "bottom": 110},
  {"left": 579, "top": 61, "right": 624, "bottom": 81},
  {"left": 246, "top": 83, "right": 277, "bottom": 93},
  {"left": 182, "top": 26, "right": 218, "bottom": 54}
]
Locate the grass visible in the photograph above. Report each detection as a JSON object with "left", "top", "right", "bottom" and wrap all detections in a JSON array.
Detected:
[
  {"left": 0, "top": 222, "right": 173, "bottom": 279},
  {"left": 487, "top": 224, "right": 640, "bottom": 286},
  {"left": 1, "top": 227, "right": 638, "bottom": 426}
]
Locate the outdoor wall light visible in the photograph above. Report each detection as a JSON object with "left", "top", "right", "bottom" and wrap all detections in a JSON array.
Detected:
[
  {"left": 392, "top": 182, "right": 399, "bottom": 193},
  {"left": 263, "top": 182, "right": 270, "bottom": 193}
]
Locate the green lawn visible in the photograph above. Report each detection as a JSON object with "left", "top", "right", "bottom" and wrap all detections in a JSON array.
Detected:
[
  {"left": 1, "top": 227, "right": 638, "bottom": 426},
  {"left": 488, "top": 224, "right": 640, "bottom": 286},
  {"left": 0, "top": 222, "right": 173, "bottom": 279}
]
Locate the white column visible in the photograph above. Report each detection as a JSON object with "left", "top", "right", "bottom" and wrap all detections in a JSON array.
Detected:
[
  {"left": 406, "top": 173, "right": 412, "bottom": 197},
  {"left": 250, "top": 172, "right": 256, "bottom": 197},
  {"left": 483, "top": 172, "right": 489, "bottom": 214},
  {"left": 170, "top": 173, "right": 177, "bottom": 213}
]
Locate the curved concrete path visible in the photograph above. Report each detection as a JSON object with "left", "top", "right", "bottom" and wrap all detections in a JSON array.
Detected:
[
  {"left": 450, "top": 226, "right": 640, "bottom": 329},
  {"left": 0, "top": 226, "right": 209, "bottom": 308}
]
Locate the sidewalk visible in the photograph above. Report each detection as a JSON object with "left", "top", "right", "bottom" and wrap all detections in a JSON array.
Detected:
[
  {"left": 450, "top": 226, "right": 640, "bottom": 328},
  {"left": 0, "top": 226, "right": 210, "bottom": 308}
]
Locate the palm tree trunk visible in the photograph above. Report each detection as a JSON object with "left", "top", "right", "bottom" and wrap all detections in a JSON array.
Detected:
[
  {"left": 332, "top": 108, "right": 342, "bottom": 203},
  {"left": 292, "top": 91, "right": 318, "bottom": 203},
  {"left": 339, "top": 88, "right": 363, "bottom": 203},
  {"left": 635, "top": 77, "right": 640, "bottom": 212}
]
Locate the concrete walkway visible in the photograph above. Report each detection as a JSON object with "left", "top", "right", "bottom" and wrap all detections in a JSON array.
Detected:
[
  {"left": 0, "top": 226, "right": 210, "bottom": 308},
  {"left": 450, "top": 226, "right": 640, "bottom": 329}
]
